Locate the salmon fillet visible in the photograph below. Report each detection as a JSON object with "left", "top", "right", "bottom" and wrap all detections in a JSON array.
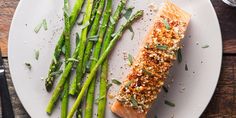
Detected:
[{"left": 111, "top": 1, "right": 191, "bottom": 118}]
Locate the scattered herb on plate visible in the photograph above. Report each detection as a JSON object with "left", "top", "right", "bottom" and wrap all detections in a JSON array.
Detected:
[
  {"left": 107, "top": 83, "right": 113, "bottom": 90},
  {"left": 35, "top": 50, "right": 40, "bottom": 60},
  {"left": 50, "top": 70, "right": 63, "bottom": 77},
  {"left": 164, "top": 100, "right": 175, "bottom": 107},
  {"left": 162, "top": 86, "right": 168, "bottom": 93},
  {"left": 142, "top": 68, "right": 153, "bottom": 76},
  {"left": 123, "top": 7, "right": 134, "bottom": 19},
  {"left": 88, "top": 35, "right": 99, "bottom": 41},
  {"left": 202, "top": 45, "right": 209, "bottom": 48},
  {"left": 185, "top": 64, "right": 188, "bottom": 71},
  {"left": 80, "top": 21, "right": 90, "bottom": 30},
  {"left": 177, "top": 49, "right": 182, "bottom": 63},
  {"left": 111, "top": 79, "right": 122, "bottom": 85},
  {"left": 128, "top": 54, "right": 133, "bottom": 66},
  {"left": 128, "top": 27, "right": 135, "bottom": 40},
  {"left": 42, "top": 19, "right": 48, "bottom": 30}
]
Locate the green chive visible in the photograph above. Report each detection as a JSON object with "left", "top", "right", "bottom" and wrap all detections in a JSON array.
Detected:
[
  {"left": 164, "top": 100, "right": 175, "bottom": 107},
  {"left": 112, "top": 79, "right": 122, "bottom": 85},
  {"left": 142, "top": 68, "right": 153, "bottom": 76},
  {"left": 107, "top": 83, "right": 113, "bottom": 90},
  {"left": 34, "top": 20, "right": 43, "bottom": 33},
  {"left": 67, "top": 58, "right": 79, "bottom": 63},
  {"left": 110, "top": 17, "right": 115, "bottom": 25},
  {"left": 80, "top": 21, "right": 90, "bottom": 29},
  {"left": 42, "top": 19, "right": 47, "bottom": 30}
]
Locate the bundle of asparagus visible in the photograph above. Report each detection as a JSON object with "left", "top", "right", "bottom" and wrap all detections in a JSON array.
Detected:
[{"left": 44, "top": 0, "right": 143, "bottom": 117}]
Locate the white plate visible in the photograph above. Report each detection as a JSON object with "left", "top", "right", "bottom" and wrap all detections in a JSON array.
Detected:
[{"left": 8, "top": 0, "right": 222, "bottom": 118}]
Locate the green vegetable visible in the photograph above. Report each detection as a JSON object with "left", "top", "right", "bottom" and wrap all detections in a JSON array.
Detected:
[
  {"left": 45, "top": 0, "right": 85, "bottom": 92},
  {"left": 50, "top": 70, "right": 63, "bottom": 77},
  {"left": 42, "top": 19, "right": 48, "bottom": 30},
  {"left": 123, "top": 7, "right": 134, "bottom": 19},
  {"left": 95, "top": 96, "right": 105, "bottom": 104},
  {"left": 67, "top": 10, "right": 143, "bottom": 118},
  {"left": 34, "top": 20, "right": 43, "bottom": 33},
  {"left": 69, "top": 0, "right": 95, "bottom": 95},
  {"left": 128, "top": 27, "right": 134, "bottom": 40}
]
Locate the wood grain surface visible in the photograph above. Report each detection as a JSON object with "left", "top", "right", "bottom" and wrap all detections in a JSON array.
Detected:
[{"left": 1, "top": 0, "right": 236, "bottom": 117}]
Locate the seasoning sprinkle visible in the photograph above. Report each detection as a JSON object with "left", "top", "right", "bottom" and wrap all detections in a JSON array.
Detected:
[
  {"left": 112, "top": 79, "right": 122, "bottom": 85},
  {"left": 164, "top": 100, "right": 175, "bottom": 107}
]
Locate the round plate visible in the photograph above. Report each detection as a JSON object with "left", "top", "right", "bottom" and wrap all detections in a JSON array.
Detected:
[{"left": 8, "top": 0, "right": 222, "bottom": 117}]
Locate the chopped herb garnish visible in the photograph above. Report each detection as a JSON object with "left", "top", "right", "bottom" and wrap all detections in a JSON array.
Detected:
[
  {"left": 90, "top": 58, "right": 98, "bottom": 62},
  {"left": 156, "top": 45, "right": 168, "bottom": 50},
  {"left": 142, "top": 68, "right": 154, "bottom": 76},
  {"left": 163, "top": 19, "right": 170, "bottom": 30},
  {"left": 185, "top": 64, "right": 188, "bottom": 71},
  {"left": 67, "top": 58, "right": 79, "bottom": 63},
  {"left": 123, "top": 7, "right": 134, "bottom": 19},
  {"left": 107, "top": 83, "right": 113, "bottom": 90},
  {"left": 164, "top": 100, "right": 175, "bottom": 107},
  {"left": 62, "top": 45, "right": 66, "bottom": 55},
  {"left": 162, "top": 86, "right": 169, "bottom": 93},
  {"left": 130, "top": 95, "right": 138, "bottom": 107},
  {"left": 145, "top": 43, "right": 150, "bottom": 49},
  {"left": 177, "top": 49, "right": 182, "bottom": 63},
  {"left": 111, "top": 31, "right": 118, "bottom": 37},
  {"left": 53, "top": 55, "right": 57, "bottom": 64},
  {"left": 80, "top": 21, "right": 90, "bottom": 30},
  {"left": 88, "top": 35, "right": 99, "bottom": 41},
  {"left": 42, "top": 19, "right": 47, "bottom": 30},
  {"left": 125, "top": 81, "right": 132, "bottom": 88},
  {"left": 110, "top": 17, "right": 115, "bottom": 25},
  {"left": 63, "top": 7, "right": 70, "bottom": 17},
  {"left": 76, "top": 32, "right": 80, "bottom": 46},
  {"left": 202, "top": 45, "right": 209, "bottom": 48},
  {"left": 95, "top": 95, "right": 105, "bottom": 104},
  {"left": 35, "top": 50, "right": 39, "bottom": 60},
  {"left": 112, "top": 79, "right": 122, "bottom": 85},
  {"left": 34, "top": 20, "right": 43, "bottom": 33},
  {"left": 128, "top": 54, "right": 133, "bottom": 66},
  {"left": 50, "top": 70, "right": 63, "bottom": 77},
  {"left": 24, "top": 63, "right": 32, "bottom": 70},
  {"left": 128, "top": 27, "right": 134, "bottom": 40}
]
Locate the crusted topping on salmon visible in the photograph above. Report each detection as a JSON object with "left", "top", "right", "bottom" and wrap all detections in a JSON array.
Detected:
[{"left": 116, "top": 16, "right": 187, "bottom": 113}]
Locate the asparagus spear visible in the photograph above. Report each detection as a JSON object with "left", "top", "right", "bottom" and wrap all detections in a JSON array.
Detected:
[
  {"left": 89, "top": 0, "right": 101, "bottom": 27},
  {"left": 84, "top": 0, "right": 112, "bottom": 117},
  {"left": 45, "top": 0, "right": 85, "bottom": 91},
  {"left": 69, "top": 0, "right": 95, "bottom": 95},
  {"left": 46, "top": 39, "right": 81, "bottom": 114},
  {"left": 61, "top": 0, "right": 71, "bottom": 116},
  {"left": 97, "top": 0, "right": 128, "bottom": 117},
  {"left": 67, "top": 10, "right": 144, "bottom": 118}
]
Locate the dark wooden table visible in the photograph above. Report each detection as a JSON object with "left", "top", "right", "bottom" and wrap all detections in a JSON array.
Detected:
[{"left": 1, "top": 0, "right": 236, "bottom": 117}]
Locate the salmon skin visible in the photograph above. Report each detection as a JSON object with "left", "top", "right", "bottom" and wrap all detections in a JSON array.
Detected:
[{"left": 111, "top": 1, "right": 191, "bottom": 118}]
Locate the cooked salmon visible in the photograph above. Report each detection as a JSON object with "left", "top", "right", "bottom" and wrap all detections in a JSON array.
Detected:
[{"left": 111, "top": 1, "right": 191, "bottom": 118}]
